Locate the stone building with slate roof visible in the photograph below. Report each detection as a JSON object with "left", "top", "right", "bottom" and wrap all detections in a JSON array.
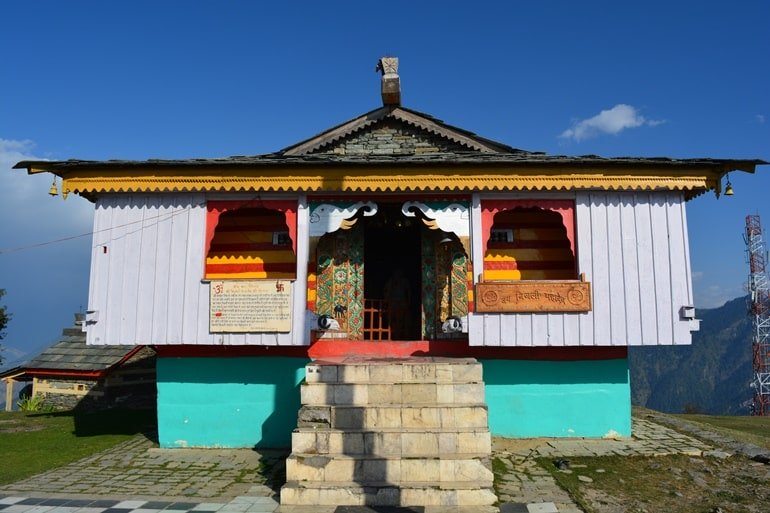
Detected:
[
  {"left": 13, "top": 58, "right": 765, "bottom": 451},
  {"left": 1, "top": 314, "right": 155, "bottom": 411}
]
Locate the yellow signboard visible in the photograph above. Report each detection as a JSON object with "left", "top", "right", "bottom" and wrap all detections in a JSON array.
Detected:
[{"left": 210, "top": 280, "right": 292, "bottom": 332}]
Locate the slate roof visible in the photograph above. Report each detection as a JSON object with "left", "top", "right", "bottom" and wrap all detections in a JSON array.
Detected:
[
  {"left": 15, "top": 152, "right": 765, "bottom": 171},
  {"left": 12, "top": 104, "right": 765, "bottom": 173},
  {"left": 13, "top": 319, "right": 137, "bottom": 374}
]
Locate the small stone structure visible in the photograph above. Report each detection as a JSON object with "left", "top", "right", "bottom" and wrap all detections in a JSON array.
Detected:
[{"left": 1, "top": 314, "right": 156, "bottom": 411}]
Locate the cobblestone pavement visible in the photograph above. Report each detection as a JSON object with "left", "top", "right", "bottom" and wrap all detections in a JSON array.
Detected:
[{"left": 0, "top": 415, "right": 720, "bottom": 513}]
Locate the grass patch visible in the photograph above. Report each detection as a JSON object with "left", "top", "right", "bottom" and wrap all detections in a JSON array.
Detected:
[
  {"left": 0, "top": 409, "right": 155, "bottom": 485},
  {"left": 539, "top": 454, "right": 769, "bottom": 513},
  {"left": 676, "top": 414, "right": 770, "bottom": 450}
]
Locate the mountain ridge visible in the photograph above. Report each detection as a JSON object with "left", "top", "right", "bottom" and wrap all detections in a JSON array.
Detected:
[{"left": 630, "top": 295, "right": 753, "bottom": 415}]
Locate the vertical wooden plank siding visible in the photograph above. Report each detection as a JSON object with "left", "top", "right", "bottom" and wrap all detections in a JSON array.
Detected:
[
  {"left": 165, "top": 197, "right": 191, "bottom": 343},
  {"left": 104, "top": 196, "right": 127, "bottom": 345},
  {"left": 575, "top": 195, "right": 595, "bottom": 346},
  {"left": 589, "top": 192, "right": 612, "bottom": 345},
  {"left": 667, "top": 196, "right": 695, "bottom": 344},
  {"left": 650, "top": 194, "right": 674, "bottom": 344},
  {"left": 619, "top": 195, "right": 642, "bottom": 345},
  {"left": 150, "top": 199, "right": 174, "bottom": 343},
  {"left": 634, "top": 193, "right": 658, "bottom": 345},
  {"left": 135, "top": 195, "right": 160, "bottom": 344},
  {"left": 118, "top": 197, "right": 145, "bottom": 343},
  {"left": 468, "top": 191, "right": 696, "bottom": 346},
  {"left": 86, "top": 194, "right": 298, "bottom": 346},
  {"left": 181, "top": 195, "right": 206, "bottom": 343},
  {"left": 605, "top": 195, "right": 627, "bottom": 345}
]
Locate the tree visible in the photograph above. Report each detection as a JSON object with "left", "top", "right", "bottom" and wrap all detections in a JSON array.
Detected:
[{"left": 0, "top": 288, "right": 10, "bottom": 365}]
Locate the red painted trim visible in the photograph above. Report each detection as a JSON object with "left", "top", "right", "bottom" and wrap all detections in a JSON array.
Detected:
[
  {"left": 206, "top": 200, "right": 298, "bottom": 256},
  {"left": 481, "top": 200, "right": 576, "bottom": 258},
  {"left": 154, "top": 345, "right": 310, "bottom": 358},
  {"left": 205, "top": 262, "right": 297, "bottom": 274},
  {"left": 153, "top": 342, "right": 626, "bottom": 361},
  {"left": 487, "top": 240, "right": 571, "bottom": 250},
  {"left": 483, "top": 260, "right": 576, "bottom": 271},
  {"left": 209, "top": 242, "right": 290, "bottom": 252},
  {"left": 23, "top": 369, "right": 106, "bottom": 378}
]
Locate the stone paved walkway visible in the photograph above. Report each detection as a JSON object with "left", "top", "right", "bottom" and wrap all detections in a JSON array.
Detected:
[{"left": 0, "top": 415, "right": 721, "bottom": 513}]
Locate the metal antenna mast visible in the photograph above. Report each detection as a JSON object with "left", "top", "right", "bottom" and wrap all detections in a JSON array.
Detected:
[{"left": 745, "top": 214, "right": 770, "bottom": 415}]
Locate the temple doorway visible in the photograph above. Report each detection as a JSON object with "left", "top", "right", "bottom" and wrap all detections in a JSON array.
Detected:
[{"left": 363, "top": 203, "right": 422, "bottom": 340}]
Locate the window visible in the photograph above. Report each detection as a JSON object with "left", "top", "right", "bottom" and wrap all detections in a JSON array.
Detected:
[
  {"left": 481, "top": 200, "right": 576, "bottom": 281},
  {"left": 205, "top": 202, "right": 297, "bottom": 280}
]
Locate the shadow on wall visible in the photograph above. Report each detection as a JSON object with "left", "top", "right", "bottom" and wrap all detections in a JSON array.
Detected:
[{"left": 157, "top": 356, "right": 308, "bottom": 448}]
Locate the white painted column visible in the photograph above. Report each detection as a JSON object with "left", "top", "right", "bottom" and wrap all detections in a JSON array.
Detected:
[
  {"left": 470, "top": 193, "right": 484, "bottom": 284},
  {"left": 292, "top": 194, "right": 310, "bottom": 346},
  {"left": 468, "top": 193, "right": 485, "bottom": 346}
]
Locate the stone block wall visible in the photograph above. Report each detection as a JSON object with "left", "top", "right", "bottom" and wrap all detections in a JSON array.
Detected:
[{"left": 312, "top": 119, "right": 469, "bottom": 156}]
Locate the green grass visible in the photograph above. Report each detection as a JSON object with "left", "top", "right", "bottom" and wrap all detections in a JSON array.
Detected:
[
  {"left": 676, "top": 414, "right": 770, "bottom": 450},
  {"left": 0, "top": 409, "right": 156, "bottom": 485},
  {"left": 539, "top": 454, "right": 769, "bottom": 513}
]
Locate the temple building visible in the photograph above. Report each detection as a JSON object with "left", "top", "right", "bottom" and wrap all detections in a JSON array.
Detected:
[{"left": 14, "top": 57, "right": 765, "bottom": 507}]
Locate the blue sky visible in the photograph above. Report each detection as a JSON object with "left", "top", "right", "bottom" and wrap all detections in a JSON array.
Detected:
[{"left": 1, "top": 1, "right": 768, "bottom": 366}]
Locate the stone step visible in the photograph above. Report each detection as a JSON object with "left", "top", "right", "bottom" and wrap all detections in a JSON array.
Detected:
[
  {"left": 286, "top": 454, "right": 493, "bottom": 484},
  {"left": 298, "top": 405, "right": 489, "bottom": 430},
  {"left": 280, "top": 481, "right": 497, "bottom": 507},
  {"left": 300, "top": 382, "right": 485, "bottom": 406},
  {"left": 292, "top": 428, "right": 491, "bottom": 456},
  {"left": 305, "top": 358, "right": 482, "bottom": 385}
]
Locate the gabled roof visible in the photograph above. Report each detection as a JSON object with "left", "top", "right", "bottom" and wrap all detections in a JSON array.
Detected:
[
  {"left": 0, "top": 317, "right": 144, "bottom": 378},
  {"left": 279, "top": 105, "right": 524, "bottom": 155},
  {"left": 11, "top": 103, "right": 766, "bottom": 200}
]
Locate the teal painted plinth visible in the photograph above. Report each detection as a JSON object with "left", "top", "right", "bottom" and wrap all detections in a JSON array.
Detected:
[
  {"left": 481, "top": 358, "right": 631, "bottom": 438},
  {"left": 156, "top": 356, "right": 308, "bottom": 448}
]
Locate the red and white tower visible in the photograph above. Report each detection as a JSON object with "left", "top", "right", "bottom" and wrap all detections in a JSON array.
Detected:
[{"left": 745, "top": 214, "right": 770, "bottom": 415}]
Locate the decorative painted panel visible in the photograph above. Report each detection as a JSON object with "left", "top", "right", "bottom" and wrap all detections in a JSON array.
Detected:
[
  {"left": 421, "top": 229, "right": 469, "bottom": 338},
  {"left": 315, "top": 224, "right": 365, "bottom": 338},
  {"left": 469, "top": 191, "right": 697, "bottom": 347}
]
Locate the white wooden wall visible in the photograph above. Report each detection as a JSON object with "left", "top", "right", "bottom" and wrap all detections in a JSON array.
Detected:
[
  {"left": 86, "top": 191, "right": 697, "bottom": 347},
  {"left": 468, "top": 191, "right": 698, "bottom": 346},
  {"left": 85, "top": 193, "right": 309, "bottom": 346}
]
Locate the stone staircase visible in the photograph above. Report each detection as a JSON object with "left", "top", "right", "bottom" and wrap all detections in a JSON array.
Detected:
[{"left": 280, "top": 357, "right": 496, "bottom": 508}]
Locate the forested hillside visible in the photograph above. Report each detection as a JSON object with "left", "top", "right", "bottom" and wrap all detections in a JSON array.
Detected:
[{"left": 629, "top": 296, "right": 753, "bottom": 415}]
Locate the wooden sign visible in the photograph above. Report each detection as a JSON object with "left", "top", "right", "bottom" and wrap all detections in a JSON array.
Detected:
[
  {"left": 475, "top": 281, "right": 591, "bottom": 313},
  {"left": 210, "top": 280, "right": 292, "bottom": 332}
]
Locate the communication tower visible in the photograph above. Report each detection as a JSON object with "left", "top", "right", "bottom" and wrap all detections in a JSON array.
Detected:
[{"left": 745, "top": 214, "right": 770, "bottom": 415}]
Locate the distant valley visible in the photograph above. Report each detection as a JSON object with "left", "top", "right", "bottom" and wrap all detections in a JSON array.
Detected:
[{"left": 630, "top": 295, "right": 754, "bottom": 415}]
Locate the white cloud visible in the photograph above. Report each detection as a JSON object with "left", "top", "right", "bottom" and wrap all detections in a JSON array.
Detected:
[
  {"left": 0, "top": 138, "right": 93, "bottom": 245},
  {"left": 559, "top": 104, "right": 664, "bottom": 142},
  {"left": 757, "top": 114, "right": 765, "bottom": 124},
  {"left": 0, "top": 138, "right": 94, "bottom": 361},
  {"left": 691, "top": 271, "right": 704, "bottom": 282}
]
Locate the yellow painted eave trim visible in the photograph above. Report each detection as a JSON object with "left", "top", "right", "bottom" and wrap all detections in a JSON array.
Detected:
[{"left": 59, "top": 166, "right": 722, "bottom": 195}]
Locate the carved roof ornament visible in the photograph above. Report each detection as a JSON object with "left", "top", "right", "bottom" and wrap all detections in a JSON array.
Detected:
[{"left": 376, "top": 56, "right": 400, "bottom": 106}]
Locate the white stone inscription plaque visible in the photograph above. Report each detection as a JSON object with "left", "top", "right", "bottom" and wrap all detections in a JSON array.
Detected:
[{"left": 210, "top": 280, "right": 292, "bottom": 332}]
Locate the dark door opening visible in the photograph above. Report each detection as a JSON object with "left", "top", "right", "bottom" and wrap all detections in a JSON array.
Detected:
[{"left": 363, "top": 203, "right": 422, "bottom": 340}]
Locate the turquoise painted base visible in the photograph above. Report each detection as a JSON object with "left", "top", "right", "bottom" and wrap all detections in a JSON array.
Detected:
[
  {"left": 156, "top": 356, "right": 308, "bottom": 448},
  {"left": 481, "top": 358, "right": 631, "bottom": 438}
]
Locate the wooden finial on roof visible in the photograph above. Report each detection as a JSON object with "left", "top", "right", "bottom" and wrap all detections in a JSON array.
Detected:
[{"left": 376, "top": 56, "right": 400, "bottom": 106}]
